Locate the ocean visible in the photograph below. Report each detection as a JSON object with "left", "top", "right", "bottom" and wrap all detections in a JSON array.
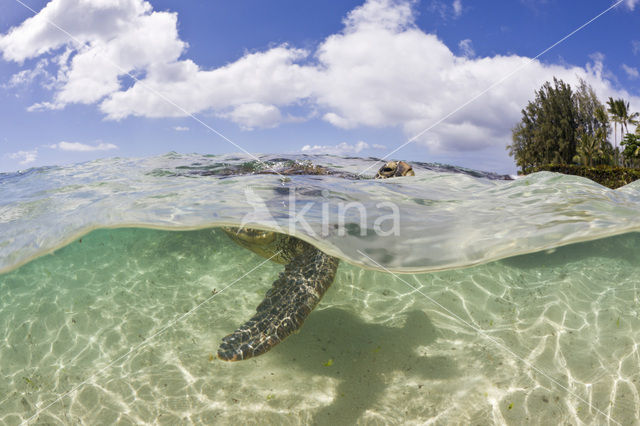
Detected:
[{"left": 1, "top": 153, "right": 639, "bottom": 424}]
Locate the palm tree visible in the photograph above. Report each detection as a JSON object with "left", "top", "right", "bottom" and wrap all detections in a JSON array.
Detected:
[
  {"left": 594, "top": 105, "right": 610, "bottom": 145},
  {"left": 616, "top": 99, "right": 639, "bottom": 136},
  {"left": 575, "top": 133, "right": 601, "bottom": 166},
  {"left": 607, "top": 97, "right": 622, "bottom": 149}
]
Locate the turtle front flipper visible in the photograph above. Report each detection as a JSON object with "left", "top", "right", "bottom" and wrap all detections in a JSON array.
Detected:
[{"left": 218, "top": 245, "right": 339, "bottom": 361}]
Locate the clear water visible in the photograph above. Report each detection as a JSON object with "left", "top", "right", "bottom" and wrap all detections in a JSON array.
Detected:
[{"left": 1, "top": 154, "right": 640, "bottom": 424}]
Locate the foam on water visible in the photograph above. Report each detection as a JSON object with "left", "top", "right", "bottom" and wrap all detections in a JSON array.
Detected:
[{"left": 1, "top": 153, "right": 640, "bottom": 424}]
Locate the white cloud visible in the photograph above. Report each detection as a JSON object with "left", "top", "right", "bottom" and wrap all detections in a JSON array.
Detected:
[
  {"left": 458, "top": 38, "right": 475, "bottom": 57},
  {"left": 622, "top": 64, "right": 639, "bottom": 80},
  {"left": 50, "top": 141, "right": 118, "bottom": 152},
  {"left": 99, "top": 46, "right": 315, "bottom": 120},
  {"left": 7, "top": 149, "right": 37, "bottom": 165},
  {"left": 633, "top": 40, "right": 640, "bottom": 56},
  {"left": 626, "top": 0, "right": 639, "bottom": 10},
  {"left": 345, "top": 0, "right": 414, "bottom": 32},
  {"left": 173, "top": 126, "right": 189, "bottom": 131},
  {"left": 301, "top": 141, "right": 371, "bottom": 155},
  {"left": 452, "top": 0, "right": 462, "bottom": 17},
  {"left": 1, "top": 0, "right": 639, "bottom": 163},
  {"left": 223, "top": 103, "right": 283, "bottom": 130},
  {"left": 5, "top": 58, "right": 51, "bottom": 87},
  {"left": 427, "top": 1, "right": 448, "bottom": 19},
  {"left": 0, "top": 0, "right": 184, "bottom": 107},
  {"left": 27, "top": 101, "right": 65, "bottom": 112},
  {"left": 0, "top": 0, "right": 152, "bottom": 62},
  {"left": 304, "top": 1, "right": 640, "bottom": 154}
]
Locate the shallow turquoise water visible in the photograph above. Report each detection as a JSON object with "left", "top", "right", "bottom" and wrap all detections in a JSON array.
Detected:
[
  {"left": 2, "top": 154, "right": 640, "bottom": 424},
  {"left": 1, "top": 228, "right": 640, "bottom": 424}
]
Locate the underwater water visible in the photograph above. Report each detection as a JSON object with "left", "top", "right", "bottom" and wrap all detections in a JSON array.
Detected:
[{"left": 1, "top": 153, "right": 640, "bottom": 424}]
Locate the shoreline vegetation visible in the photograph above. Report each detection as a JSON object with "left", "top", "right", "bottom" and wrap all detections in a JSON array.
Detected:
[{"left": 508, "top": 77, "right": 639, "bottom": 189}]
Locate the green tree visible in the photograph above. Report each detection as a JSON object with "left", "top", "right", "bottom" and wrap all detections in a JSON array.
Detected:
[
  {"left": 621, "top": 132, "right": 640, "bottom": 168},
  {"left": 574, "top": 133, "right": 601, "bottom": 166},
  {"left": 574, "top": 79, "right": 606, "bottom": 136},
  {"left": 617, "top": 99, "right": 639, "bottom": 136},
  {"left": 573, "top": 79, "right": 611, "bottom": 166},
  {"left": 508, "top": 78, "right": 631, "bottom": 171},
  {"left": 508, "top": 78, "right": 576, "bottom": 172},
  {"left": 593, "top": 106, "right": 614, "bottom": 165},
  {"left": 508, "top": 121, "right": 535, "bottom": 173},
  {"left": 607, "top": 97, "right": 639, "bottom": 145},
  {"left": 606, "top": 97, "right": 621, "bottom": 149}
]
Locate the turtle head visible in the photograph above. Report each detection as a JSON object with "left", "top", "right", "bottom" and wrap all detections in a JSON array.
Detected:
[{"left": 375, "top": 161, "right": 415, "bottom": 179}]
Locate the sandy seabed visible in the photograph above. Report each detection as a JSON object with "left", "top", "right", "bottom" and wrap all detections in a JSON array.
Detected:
[{"left": 1, "top": 228, "right": 639, "bottom": 425}]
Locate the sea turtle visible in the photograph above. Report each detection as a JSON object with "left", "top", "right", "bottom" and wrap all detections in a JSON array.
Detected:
[{"left": 217, "top": 160, "right": 415, "bottom": 361}]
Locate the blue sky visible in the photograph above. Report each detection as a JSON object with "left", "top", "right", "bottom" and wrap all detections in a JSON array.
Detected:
[{"left": 0, "top": 0, "right": 639, "bottom": 174}]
